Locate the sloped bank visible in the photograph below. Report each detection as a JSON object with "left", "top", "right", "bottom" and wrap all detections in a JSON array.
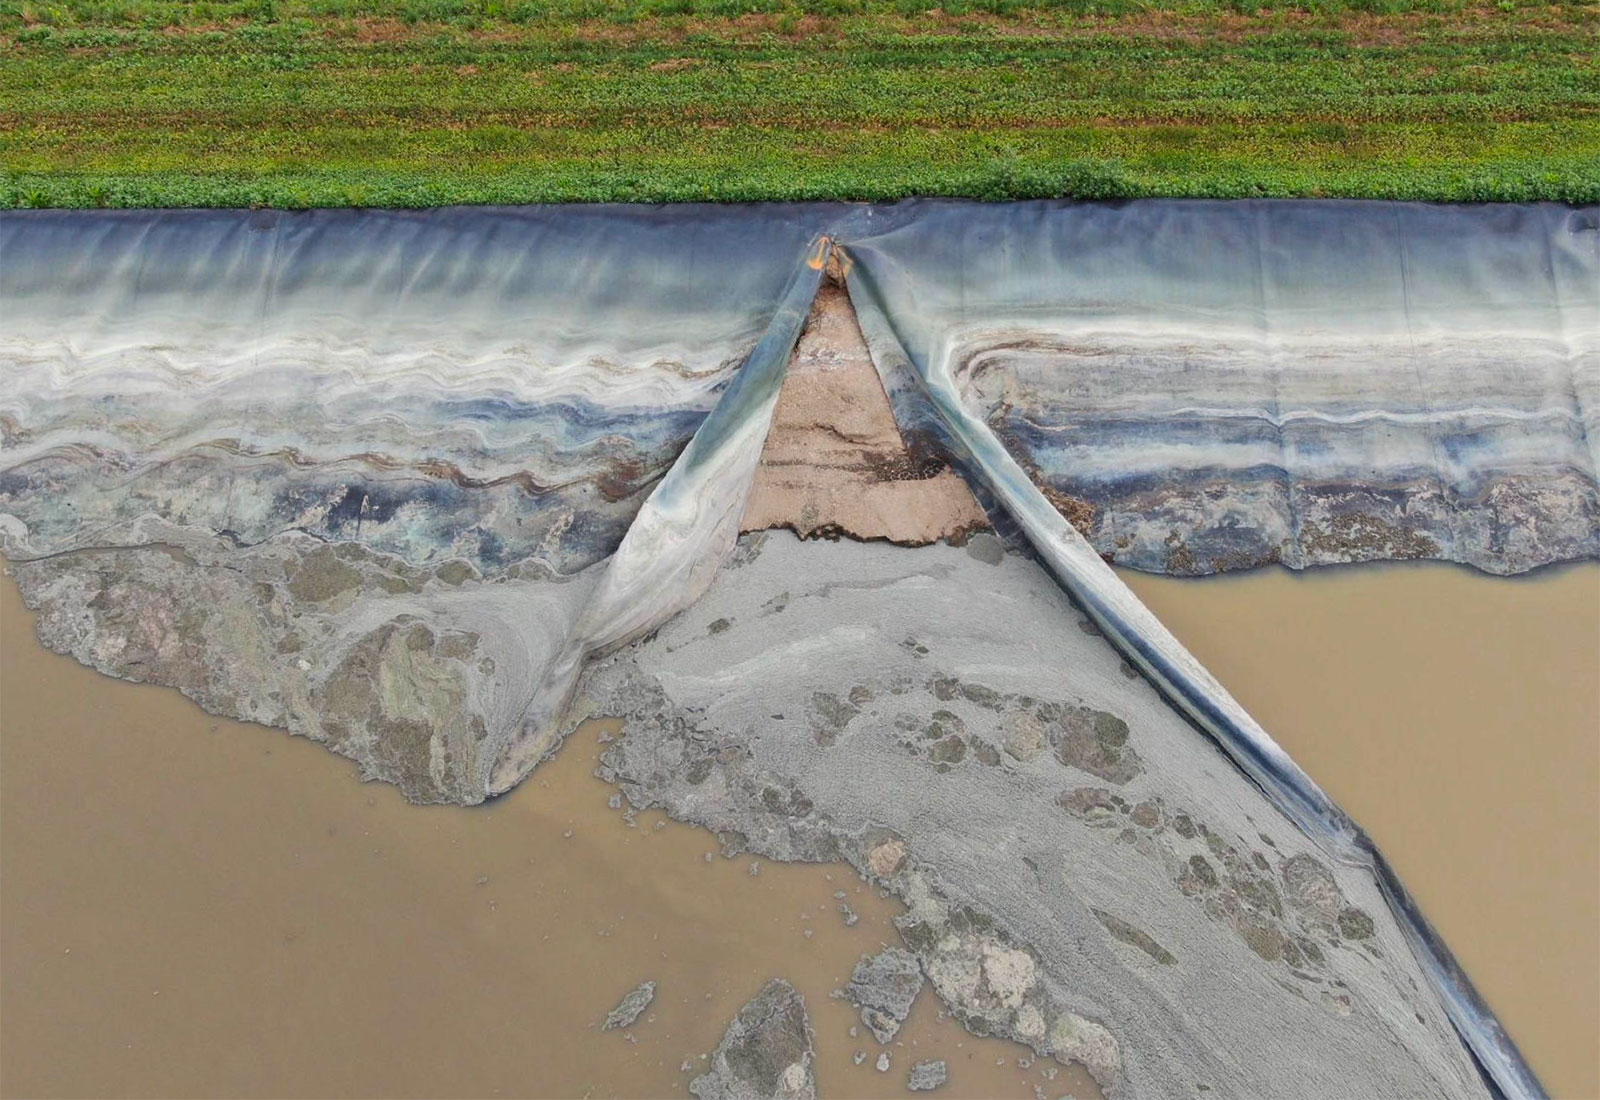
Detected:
[{"left": 4, "top": 200, "right": 1594, "bottom": 1099}]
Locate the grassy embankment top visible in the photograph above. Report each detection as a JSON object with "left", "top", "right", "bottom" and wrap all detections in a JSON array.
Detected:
[{"left": 3, "top": 0, "right": 1596, "bottom": 207}]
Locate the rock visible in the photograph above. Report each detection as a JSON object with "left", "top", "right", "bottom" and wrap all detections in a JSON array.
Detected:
[
  {"left": 875, "top": 1052, "right": 890, "bottom": 1072},
  {"left": 690, "top": 979, "right": 815, "bottom": 1100},
  {"left": 908, "top": 1060, "right": 948, "bottom": 1091},
  {"left": 602, "top": 981, "right": 656, "bottom": 1030},
  {"left": 846, "top": 947, "right": 925, "bottom": 1042}
]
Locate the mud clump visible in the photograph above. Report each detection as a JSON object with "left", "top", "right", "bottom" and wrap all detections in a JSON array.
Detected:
[
  {"left": 845, "top": 947, "right": 925, "bottom": 1043},
  {"left": 602, "top": 980, "right": 656, "bottom": 1030},
  {"left": 1092, "top": 909, "right": 1177, "bottom": 965},
  {"left": 1339, "top": 908, "right": 1377, "bottom": 940},
  {"left": 895, "top": 884, "right": 1123, "bottom": 1091},
  {"left": 1058, "top": 786, "right": 1122, "bottom": 827},
  {"left": 1054, "top": 708, "right": 1142, "bottom": 784},
  {"left": 286, "top": 545, "right": 366, "bottom": 603},
  {"left": 866, "top": 836, "right": 908, "bottom": 878},
  {"left": 807, "top": 690, "right": 859, "bottom": 746},
  {"left": 907, "top": 1059, "right": 948, "bottom": 1091},
  {"left": 691, "top": 979, "right": 816, "bottom": 1100}
]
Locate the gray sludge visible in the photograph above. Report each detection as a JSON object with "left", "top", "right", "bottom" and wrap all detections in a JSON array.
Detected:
[
  {"left": 583, "top": 531, "right": 1489, "bottom": 1100},
  {"left": 845, "top": 946, "right": 924, "bottom": 1043},
  {"left": 4, "top": 201, "right": 1586, "bottom": 1097}
]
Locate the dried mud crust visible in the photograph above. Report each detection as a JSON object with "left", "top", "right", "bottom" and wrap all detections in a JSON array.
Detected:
[
  {"left": 580, "top": 531, "right": 1490, "bottom": 1100},
  {"left": 965, "top": 344, "right": 1600, "bottom": 577},
  {"left": 7, "top": 526, "right": 596, "bottom": 804},
  {"left": 1081, "top": 473, "right": 1600, "bottom": 577},
  {"left": 740, "top": 281, "right": 990, "bottom": 547}
]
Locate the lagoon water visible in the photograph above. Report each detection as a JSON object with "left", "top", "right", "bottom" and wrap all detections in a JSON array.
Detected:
[
  {"left": 3, "top": 561, "right": 1593, "bottom": 1098},
  {"left": 1123, "top": 562, "right": 1600, "bottom": 1099},
  {"left": 0, "top": 571, "right": 1098, "bottom": 1100}
]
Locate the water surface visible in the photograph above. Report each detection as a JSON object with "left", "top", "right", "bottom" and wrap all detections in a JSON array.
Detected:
[
  {"left": 2, "top": 561, "right": 1594, "bottom": 1097},
  {"left": 0, "top": 571, "right": 1093, "bottom": 1100},
  {"left": 1124, "top": 561, "right": 1600, "bottom": 1099}
]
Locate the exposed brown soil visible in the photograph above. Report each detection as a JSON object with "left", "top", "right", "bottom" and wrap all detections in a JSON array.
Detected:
[{"left": 740, "top": 281, "right": 990, "bottom": 546}]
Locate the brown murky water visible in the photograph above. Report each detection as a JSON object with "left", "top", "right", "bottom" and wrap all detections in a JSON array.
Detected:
[
  {"left": 4, "top": 562, "right": 1596, "bottom": 1099},
  {"left": 0, "top": 573, "right": 1095, "bottom": 1100},
  {"left": 1123, "top": 562, "right": 1600, "bottom": 1100}
]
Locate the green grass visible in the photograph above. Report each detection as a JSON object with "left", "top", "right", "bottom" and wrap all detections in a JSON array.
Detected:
[{"left": 3, "top": 0, "right": 1596, "bottom": 206}]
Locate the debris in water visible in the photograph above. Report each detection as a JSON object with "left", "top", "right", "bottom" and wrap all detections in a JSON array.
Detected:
[
  {"left": 908, "top": 1060, "right": 948, "bottom": 1091},
  {"left": 602, "top": 981, "right": 656, "bottom": 1031},
  {"left": 845, "top": 947, "right": 924, "bottom": 1043}
]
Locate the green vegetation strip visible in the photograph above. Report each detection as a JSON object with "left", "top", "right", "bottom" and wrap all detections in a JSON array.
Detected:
[{"left": 3, "top": 1, "right": 1597, "bottom": 206}]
